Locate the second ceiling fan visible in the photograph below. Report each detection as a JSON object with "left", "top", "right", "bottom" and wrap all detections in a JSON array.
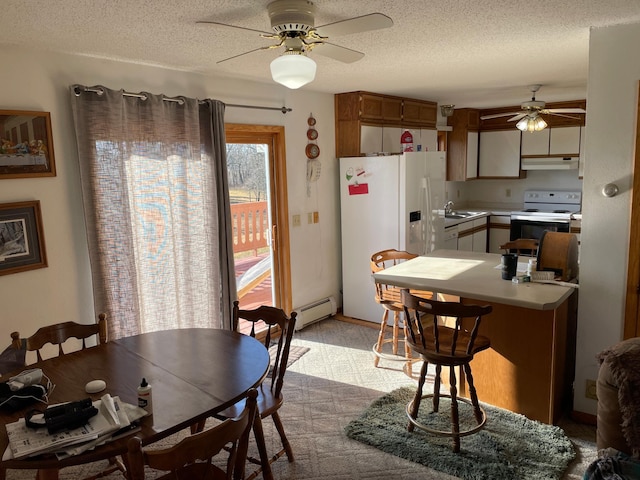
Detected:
[
  {"left": 480, "top": 85, "right": 586, "bottom": 132},
  {"left": 198, "top": 0, "right": 393, "bottom": 88}
]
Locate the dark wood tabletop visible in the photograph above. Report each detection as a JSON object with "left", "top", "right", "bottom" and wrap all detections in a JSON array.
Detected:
[{"left": 0, "top": 328, "right": 270, "bottom": 475}]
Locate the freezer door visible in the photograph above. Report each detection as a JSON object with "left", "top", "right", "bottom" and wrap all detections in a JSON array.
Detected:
[
  {"left": 399, "top": 152, "right": 447, "bottom": 254},
  {"left": 425, "top": 152, "right": 447, "bottom": 252}
]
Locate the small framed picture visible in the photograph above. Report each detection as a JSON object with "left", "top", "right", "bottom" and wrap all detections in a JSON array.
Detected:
[
  {"left": 0, "top": 110, "right": 56, "bottom": 179},
  {"left": 0, "top": 200, "right": 47, "bottom": 276}
]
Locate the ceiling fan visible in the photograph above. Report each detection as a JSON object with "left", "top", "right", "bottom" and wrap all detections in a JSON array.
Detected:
[
  {"left": 197, "top": 0, "right": 393, "bottom": 89},
  {"left": 480, "top": 85, "right": 586, "bottom": 132}
]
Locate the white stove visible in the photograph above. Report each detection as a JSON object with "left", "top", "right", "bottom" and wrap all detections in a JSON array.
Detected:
[{"left": 510, "top": 190, "right": 581, "bottom": 240}]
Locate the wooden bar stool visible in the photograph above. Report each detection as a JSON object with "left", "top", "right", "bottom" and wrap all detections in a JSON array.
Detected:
[
  {"left": 401, "top": 289, "right": 492, "bottom": 453},
  {"left": 370, "top": 249, "right": 432, "bottom": 376}
]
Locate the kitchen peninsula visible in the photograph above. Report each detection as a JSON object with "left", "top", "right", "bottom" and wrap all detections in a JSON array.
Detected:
[{"left": 373, "top": 250, "right": 577, "bottom": 424}]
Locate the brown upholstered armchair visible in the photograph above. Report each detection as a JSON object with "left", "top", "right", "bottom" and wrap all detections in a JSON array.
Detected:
[{"left": 596, "top": 337, "right": 640, "bottom": 456}]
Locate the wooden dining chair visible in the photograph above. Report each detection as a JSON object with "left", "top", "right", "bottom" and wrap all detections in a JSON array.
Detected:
[
  {"left": 221, "top": 301, "right": 297, "bottom": 480},
  {"left": 401, "top": 289, "right": 492, "bottom": 453},
  {"left": 9, "top": 314, "right": 123, "bottom": 480},
  {"left": 127, "top": 388, "right": 258, "bottom": 480},
  {"left": 500, "top": 238, "right": 539, "bottom": 256},
  {"left": 11, "top": 314, "right": 108, "bottom": 362},
  {"left": 371, "top": 249, "right": 433, "bottom": 376}
]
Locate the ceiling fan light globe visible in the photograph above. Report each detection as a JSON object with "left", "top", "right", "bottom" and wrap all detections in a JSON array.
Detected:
[
  {"left": 516, "top": 116, "right": 547, "bottom": 132},
  {"left": 270, "top": 54, "right": 316, "bottom": 89}
]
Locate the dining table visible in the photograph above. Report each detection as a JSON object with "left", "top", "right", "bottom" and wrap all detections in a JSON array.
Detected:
[
  {"left": 373, "top": 249, "right": 578, "bottom": 424},
  {"left": 0, "top": 328, "right": 271, "bottom": 480}
]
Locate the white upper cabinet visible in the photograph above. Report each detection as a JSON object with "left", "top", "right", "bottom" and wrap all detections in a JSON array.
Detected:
[
  {"left": 466, "top": 131, "right": 479, "bottom": 178},
  {"left": 359, "top": 125, "right": 403, "bottom": 154},
  {"left": 520, "top": 129, "right": 550, "bottom": 155},
  {"left": 521, "top": 126, "right": 581, "bottom": 156},
  {"left": 549, "top": 126, "right": 581, "bottom": 155},
  {"left": 478, "top": 130, "right": 521, "bottom": 177},
  {"left": 360, "top": 125, "right": 383, "bottom": 154}
]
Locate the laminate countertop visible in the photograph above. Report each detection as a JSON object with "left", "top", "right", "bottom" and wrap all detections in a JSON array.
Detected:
[{"left": 373, "top": 249, "right": 575, "bottom": 311}]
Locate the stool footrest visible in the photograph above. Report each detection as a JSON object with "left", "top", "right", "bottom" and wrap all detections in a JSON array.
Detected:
[{"left": 406, "top": 394, "right": 487, "bottom": 438}]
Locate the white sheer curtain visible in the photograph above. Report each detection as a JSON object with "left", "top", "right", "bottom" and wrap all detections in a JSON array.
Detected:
[{"left": 70, "top": 85, "right": 236, "bottom": 339}]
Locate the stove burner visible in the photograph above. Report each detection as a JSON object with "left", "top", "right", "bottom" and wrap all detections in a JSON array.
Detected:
[
  {"left": 553, "top": 209, "right": 570, "bottom": 214},
  {"left": 523, "top": 209, "right": 539, "bottom": 212}
]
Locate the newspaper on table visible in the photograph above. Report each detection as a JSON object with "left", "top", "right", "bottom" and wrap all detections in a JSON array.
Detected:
[{"left": 4, "top": 394, "right": 147, "bottom": 460}]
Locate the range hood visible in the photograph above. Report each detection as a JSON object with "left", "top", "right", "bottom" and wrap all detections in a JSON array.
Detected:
[{"left": 521, "top": 157, "right": 579, "bottom": 170}]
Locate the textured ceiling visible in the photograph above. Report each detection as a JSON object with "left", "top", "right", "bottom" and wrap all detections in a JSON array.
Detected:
[{"left": 2, "top": 0, "right": 640, "bottom": 108}]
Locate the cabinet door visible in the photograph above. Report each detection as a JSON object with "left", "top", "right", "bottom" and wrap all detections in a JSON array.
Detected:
[
  {"left": 418, "top": 129, "right": 438, "bottom": 152},
  {"left": 361, "top": 94, "right": 402, "bottom": 124},
  {"left": 472, "top": 218, "right": 487, "bottom": 252},
  {"left": 457, "top": 220, "right": 474, "bottom": 251},
  {"left": 382, "top": 126, "right": 402, "bottom": 153},
  {"left": 472, "top": 230, "right": 486, "bottom": 252},
  {"left": 549, "top": 126, "right": 581, "bottom": 155},
  {"left": 403, "top": 99, "right": 437, "bottom": 127},
  {"left": 521, "top": 129, "right": 550, "bottom": 155},
  {"left": 360, "top": 93, "right": 384, "bottom": 121},
  {"left": 479, "top": 130, "right": 521, "bottom": 177},
  {"left": 489, "top": 216, "right": 511, "bottom": 254},
  {"left": 360, "top": 125, "right": 383, "bottom": 154},
  {"left": 466, "top": 131, "right": 479, "bottom": 178},
  {"left": 457, "top": 233, "right": 473, "bottom": 252}
]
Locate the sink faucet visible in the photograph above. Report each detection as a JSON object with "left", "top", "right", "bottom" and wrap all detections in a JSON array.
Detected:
[{"left": 444, "top": 201, "right": 454, "bottom": 215}]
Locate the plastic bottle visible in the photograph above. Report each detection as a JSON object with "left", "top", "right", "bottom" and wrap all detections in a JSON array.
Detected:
[
  {"left": 137, "top": 378, "right": 153, "bottom": 413},
  {"left": 526, "top": 259, "right": 537, "bottom": 276},
  {"left": 401, "top": 130, "right": 414, "bottom": 152}
]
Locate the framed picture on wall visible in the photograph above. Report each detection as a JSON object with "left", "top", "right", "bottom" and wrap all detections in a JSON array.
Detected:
[
  {"left": 0, "top": 110, "right": 56, "bottom": 179},
  {"left": 0, "top": 200, "right": 47, "bottom": 276}
]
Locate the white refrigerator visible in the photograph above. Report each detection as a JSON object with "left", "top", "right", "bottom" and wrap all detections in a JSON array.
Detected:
[{"left": 339, "top": 151, "right": 446, "bottom": 323}]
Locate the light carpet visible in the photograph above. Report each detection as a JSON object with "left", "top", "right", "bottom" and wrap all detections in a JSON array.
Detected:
[
  {"left": 345, "top": 386, "right": 575, "bottom": 480},
  {"left": 5, "top": 318, "right": 597, "bottom": 479}
]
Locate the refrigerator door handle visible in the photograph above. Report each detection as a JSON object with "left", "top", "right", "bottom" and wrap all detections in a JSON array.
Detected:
[{"left": 423, "top": 175, "right": 431, "bottom": 254}]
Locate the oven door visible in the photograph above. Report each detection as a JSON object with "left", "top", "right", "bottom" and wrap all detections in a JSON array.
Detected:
[{"left": 509, "top": 215, "right": 571, "bottom": 241}]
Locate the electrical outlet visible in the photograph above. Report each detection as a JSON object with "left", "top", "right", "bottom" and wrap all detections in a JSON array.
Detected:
[
  {"left": 307, "top": 212, "right": 313, "bottom": 224},
  {"left": 506, "top": 188, "right": 511, "bottom": 198},
  {"left": 313, "top": 211, "right": 319, "bottom": 223},
  {"left": 292, "top": 214, "right": 301, "bottom": 227},
  {"left": 585, "top": 379, "right": 597, "bottom": 400}
]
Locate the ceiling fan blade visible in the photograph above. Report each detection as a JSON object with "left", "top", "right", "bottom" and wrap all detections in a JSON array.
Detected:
[
  {"left": 315, "top": 13, "right": 393, "bottom": 37},
  {"left": 216, "top": 45, "right": 277, "bottom": 64},
  {"left": 312, "top": 42, "right": 365, "bottom": 63},
  {"left": 544, "top": 112, "right": 582, "bottom": 120},
  {"left": 480, "top": 112, "right": 522, "bottom": 120},
  {"left": 197, "top": 20, "right": 273, "bottom": 36},
  {"left": 508, "top": 113, "right": 527, "bottom": 122},
  {"left": 543, "top": 108, "right": 587, "bottom": 114}
]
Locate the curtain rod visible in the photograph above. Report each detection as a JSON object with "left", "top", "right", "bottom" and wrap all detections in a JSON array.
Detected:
[{"left": 72, "top": 86, "right": 292, "bottom": 114}]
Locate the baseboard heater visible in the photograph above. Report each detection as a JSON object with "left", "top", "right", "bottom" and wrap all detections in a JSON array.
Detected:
[{"left": 293, "top": 296, "right": 337, "bottom": 331}]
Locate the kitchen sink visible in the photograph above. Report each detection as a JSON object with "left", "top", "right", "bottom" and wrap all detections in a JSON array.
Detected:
[{"left": 445, "top": 211, "right": 480, "bottom": 219}]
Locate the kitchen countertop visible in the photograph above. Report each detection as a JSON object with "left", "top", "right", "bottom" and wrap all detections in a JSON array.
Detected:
[
  {"left": 441, "top": 208, "right": 582, "bottom": 227},
  {"left": 373, "top": 249, "right": 575, "bottom": 310}
]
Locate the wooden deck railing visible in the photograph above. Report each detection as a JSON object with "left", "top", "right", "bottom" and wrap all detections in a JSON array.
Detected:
[{"left": 231, "top": 201, "right": 269, "bottom": 256}]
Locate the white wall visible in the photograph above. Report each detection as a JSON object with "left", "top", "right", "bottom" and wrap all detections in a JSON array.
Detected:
[
  {"left": 0, "top": 48, "right": 341, "bottom": 341},
  {"left": 571, "top": 22, "right": 640, "bottom": 415}
]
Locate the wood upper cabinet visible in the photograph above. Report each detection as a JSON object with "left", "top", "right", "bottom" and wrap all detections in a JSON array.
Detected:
[
  {"left": 360, "top": 93, "right": 402, "bottom": 123},
  {"left": 446, "top": 108, "right": 480, "bottom": 181},
  {"left": 402, "top": 99, "right": 437, "bottom": 127},
  {"left": 335, "top": 91, "right": 437, "bottom": 157}
]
